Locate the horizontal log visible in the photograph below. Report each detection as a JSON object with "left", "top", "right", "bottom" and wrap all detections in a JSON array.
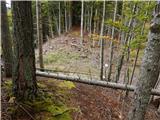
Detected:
[{"left": 36, "top": 71, "right": 160, "bottom": 96}]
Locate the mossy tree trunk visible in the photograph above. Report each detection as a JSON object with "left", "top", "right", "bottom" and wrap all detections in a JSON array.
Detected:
[
  {"left": 12, "top": 1, "right": 37, "bottom": 101},
  {"left": 128, "top": 3, "right": 160, "bottom": 120},
  {"left": 1, "top": 1, "right": 13, "bottom": 77}
]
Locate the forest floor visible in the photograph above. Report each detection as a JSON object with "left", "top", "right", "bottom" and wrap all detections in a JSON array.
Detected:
[{"left": 1, "top": 27, "right": 160, "bottom": 120}]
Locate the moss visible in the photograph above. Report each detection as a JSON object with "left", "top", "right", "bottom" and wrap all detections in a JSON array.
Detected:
[
  {"left": 37, "top": 82, "right": 47, "bottom": 89},
  {"left": 4, "top": 80, "right": 12, "bottom": 88},
  {"left": 23, "top": 92, "right": 73, "bottom": 120},
  {"left": 4, "top": 79, "right": 76, "bottom": 120},
  {"left": 58, "top": 81, "right": 75, "bottom": 90}
]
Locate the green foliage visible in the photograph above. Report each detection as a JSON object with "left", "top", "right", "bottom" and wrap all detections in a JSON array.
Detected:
[{"left": 130, "top": 35, "right": 147, "bottom": 49}]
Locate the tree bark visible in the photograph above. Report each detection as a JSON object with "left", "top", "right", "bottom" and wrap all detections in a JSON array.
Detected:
[
  {"left": 58, "top": 1, "right": 61, "bottom": 36},
  {"left": 53, "top": 9, "right": 59, "bottom": 35},
  {"left": 114, "top": 4, "right": 137, "bottom": 83},
  {"left": 128, "top": 3, "right": 160, "bottom": 120},
  {"left": 100, "top": 0, "right": 105, "bottom": 80},
  {"left": 92, "top": 8, "right": 97, "bottom": 47},
  {"left": 36, "top": 0, "right": 44, "bottom": 69},
  {"left": 89, "top": 5, "right": 93, "bottom": 36},
  {"left": 1, "top": 1, "right": 13, "bottom": 77},
  {"left": 65, "top": 1, "right": 68, "bottom": 33},
  {"left": 107, "top": 0, "right": 118, "bottom": 81},
  {"left": 68, "top": 1, "right": 72, "bottom": 30},
  {"left": 12, "top": 1, "right": 37, "bottom": 101},
  {"left": 80, "top": 0, "right": 84, "bottom": 46}
]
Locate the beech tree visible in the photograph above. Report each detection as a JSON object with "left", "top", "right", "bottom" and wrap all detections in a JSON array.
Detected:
[
  {"left": 12, "top": 1, "right": 37, "bottom": 100},
  {"left": 80, "top": 0, "right": 84, "bottom": 46},
  {"left": 64, "top": 1, "right": 68, "bottom": 32},
  {"left": 100, "top": 0, "right": 105, "bottom": 80},
  {"left": 128, "top": 3, "right": 160, "bottom": 120},
  {"left": 114, "top": 3, "right": 137, "bottom": 83},
  {"left": 36, "top": 0, "right": 44, "bottom": 69},
  {"left": 1, "top": 1, "right": 13, "bottom": 77},
  {"left": 58, "top": 1, "right": 61, "bottom": 36},
  {"left": 107, "top": 0, "right": 118, "bottom": 81}
]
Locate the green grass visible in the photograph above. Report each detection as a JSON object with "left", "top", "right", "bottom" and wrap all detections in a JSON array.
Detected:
[{"left": 44, "top": 51, "right": 80, "bottom": 65}]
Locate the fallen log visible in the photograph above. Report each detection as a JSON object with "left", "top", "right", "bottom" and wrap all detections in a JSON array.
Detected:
[{"left": 36, "top": 71, "right": 160, "bottom": 96}]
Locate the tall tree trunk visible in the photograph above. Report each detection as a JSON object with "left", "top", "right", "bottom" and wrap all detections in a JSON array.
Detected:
[
  {"left": 87, "top": 8, "right": 90, "bottom": 32},
  {"left": 89, "top": 5, "right": 93, "bottom": 36},
  {"left": 93, "top": 8, "right": 97, "bottom": 34},
  {"left": 92, "top": 8, "right": 97, "bottom": 47},
  {"left": 107, "top": 0, "right": 118, "bottom": 81},
  {"left": 65, "top": 1, "right": 68, "bottom": 32},
  {"left": 48, "top": 15, "right": 54, "bottom": 38},
  {"left": 68, "top": 1, "right": 72, "bottom": 30},
  {"left": 53, "top": 10, "right": 59, "bottom": 35},
  {"left": 48, "top": 2, "right": 54, "bottom": 38},
  {"left": 84, "top": 6, "right": 87, "bottom": 33},
  {"left": 128, "top": 3, "right": 160, "bottom": 120},
  {"left": 58, "top": 1, "right": 61, "bottom": 36},
  {"left": 100, "top": 0, "right": 105, "bottom": 80},
  {"left": 114, "top": 4, "right": 137, "bottom": 83},
  {"left": 12, "top": 1, "right": 37, "bottom": 101},
  {"left": 36, "top": 0, "right": 44, "bottom": 69},
  {"left": 1, "top": 1, "right": 13, "bottom": 77},
  {"left": 80, "top": 0, "right": 84, "bottom": 46}
]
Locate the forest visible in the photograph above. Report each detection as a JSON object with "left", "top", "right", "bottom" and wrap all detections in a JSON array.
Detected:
[{"left": 1, "top": 0, "right": 160, "bottom": 120}]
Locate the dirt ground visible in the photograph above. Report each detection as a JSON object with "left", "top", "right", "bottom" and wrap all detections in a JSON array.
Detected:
[{"left": 2, "top": 27, "right": 160, "bottom": 120}]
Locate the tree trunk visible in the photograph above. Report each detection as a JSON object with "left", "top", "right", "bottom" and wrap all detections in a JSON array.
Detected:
[
  {"left": 87, "top": 8, "right": 90, "bottom": 32},
  {"left": 36, "top": 70, "right": 160, "bottom": 96},
  {"left": 107, "top": 0, "right": 118, "bottom": 81},
  {"left": 48, "top": 15, "right": 54, "bottom": 38},
  {"left": 130, "top": 6, "right": 148, "bottom": 85},
  {"left": 80, "top": 0, "right": 84, "bottom": 46},
  {"left": 100, "top": 0, "right": 105, "bottom": 80},
  {"left": 68, "top": 1, "right": 72, "bottom": 30},
  {"left": 65, "top": 1, "right": 68, "bottom": 32},
  {"left": 89, "top": 5, "right": 93, "bottom": 36},
  {"left": 58, "top": 1, "right": 61, "bottom": 36},
  {"left": 92, "top": 8, "right": 97, "bottom": 47},
  {"left": 1, "top": 1, "right": 13, "bottom": 77},
  {"left": 128, "top": 3, "right": 160, "bottom": 120},
  {"left": 36, "top": 0, "right": 44, "bottom": 69},
  {"left": 12, "top": 1, "right": 37, "bottom": 101},
  {"left": 53, "top": 10, "right": 59, "bottom": 35},
  {"left": 84, "top": 5, "right": 87, "bottom": 33},
  {"left": 114, "top": 4, "right": 137, "bottom": 83}
]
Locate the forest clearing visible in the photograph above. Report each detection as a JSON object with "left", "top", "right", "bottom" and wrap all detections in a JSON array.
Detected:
[{"left": 1, "top": 0, "right": 160, "bottom": 120}]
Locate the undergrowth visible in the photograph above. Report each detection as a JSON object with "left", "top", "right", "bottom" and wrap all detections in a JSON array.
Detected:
[
  {"left": 4, "top": 79, "right": 77, "bottom": 120},
  {"left": 44, "top": 51, "right": 80, "bottom": 65}
]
